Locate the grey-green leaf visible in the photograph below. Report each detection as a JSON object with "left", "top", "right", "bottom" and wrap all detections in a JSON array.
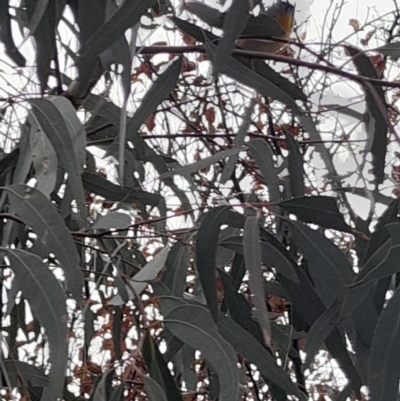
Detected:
[
  {"left": 164, "top": 303, "right": 240, "bottom": 401},
  {"left": 6, "top": 184, "right": 83, "bottom": 304},
  {"left": 91, "top": 212, "right": 132, "bottom": 230},
  {"left": 1, "top": 249, "right": 67, "bottom": 401}
]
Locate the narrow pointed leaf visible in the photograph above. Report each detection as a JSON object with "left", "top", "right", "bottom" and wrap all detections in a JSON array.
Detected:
[
  {"left": 164, "top": 303, "right": 240, "bottom": 401},
  {"left": 244, "top": 215, "right": 272, "bottom": 346},
  {"left": 285, "top": 132, "right": 305, "bottom": 197},
  {"left": 6, "top": 184, "right": 83, "bottom": 304},
  {"left": 1, "top": 249, "right": 67, "bottom": 401},
  {"left": 162, "top": 148, "right": 241, "bottom": 179},
  {"left": 195, "top": 206, "right": 232, "bottom": 321},
  {"left": 369, "top": 285, "right": 400, "bottom": 401},
  {"left": 29, "top": 97, "right": 87, "bottom": 219},
  {"left": 218, "top": 314, "right": 300, "bottom": 397},
  {"left": 280, "top": 196, "right": 352, "bottom": 232}
]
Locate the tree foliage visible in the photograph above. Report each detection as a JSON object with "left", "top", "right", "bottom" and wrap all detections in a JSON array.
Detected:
[{"left": 0, "top": 0, "right": 400, "bottom": 400}]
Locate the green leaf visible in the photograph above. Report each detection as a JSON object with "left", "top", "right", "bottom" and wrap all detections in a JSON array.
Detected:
[
  {"left": 3, "top": 360, "right": 49, "bottom": 388},
  {"left": 109, "top": 246, "right": 170, "bottom": 305},
  {"left": 218, "top": 314, "right": 300, "bottom": 397},
  {"left": 29, "top": 115, "right": 58, "bottom": 197},
  {"left": 369, "top": 285, "right": 400, "bottom": 401},
  {"left": 205, "top": 40, "right": 301, "bottom": 113},
  {"left": 375, "top": 41, "right": 400, "bottom": 58},
  {"left": 247, "top": 139, "right": 280, "bottom": 203},
  {"left": 26, "top": 0, "right": 50, "bottom": 37},
  {"left": 142, "top": 333, "right": 184, "bottom": 401},
  {"left": 1, "top": 249, "right": 68, "bottom": 401},
  {"left": 80, "top": 0, "right": 157, "bottom": 60},
  {"left": 164, "top": 303, "right": 240, "bottom": 401},
  {"left": 162, "top": 148, "right": 242, "bottom": 179},
  {"left": 304, "top": 300, "right": 341, "bottom": 369},
  {"left": 162, "top": 241, "right": 190, "bottom": 296},
  {"left": 220, "top": 100, "right": 254, "bottom": 184},
  {"left": 82, "top": 171, "right": 163, "bottom": 207},
  {"left": 6, "top": 184, "right": 83, "bottom": 304},
  {"left": 243, "top": 215, "right": 271, "bottom": 345},
  {"left": 29, "top": 97, "right": 87, "bottom": 220},
  {"left": 144, "top": 376, "right": 168, "bottom": 401},
  {"left": 124, "top": 57, "right": 182, "bottom": 144},
  {"left": 212, "top": 0, "right": 250, "bottom": 76},
  {"left": 285, "top": 132, "right": 305, "bottom": 197},
  {"left": 280, "top": 196, "right": 352, "bottom": 232},
  {"left": 186, "top": 2, "right": 225, "bottom": 28},
  {"left": 90, "top": 212, "right": 131, "bottom": 230},
  {"left": 195, "top": 206, "right": 232, "bottom": 321},
  {"left": 219, "top": 236, "right": 299, "bottom": 283},
  {"left": 345, "top": 45, "right": 388, "bottom": 186},
  {"left": 288, "top": 221, "right": 354, "bottom": 306},
  {"left": 24, "top": 0, "right": 57, "bottom": 93}
]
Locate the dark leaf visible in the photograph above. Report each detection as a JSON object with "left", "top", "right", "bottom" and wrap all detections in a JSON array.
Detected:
[
  {"left": 212, "top": 0, "right": 250, "bottom": 75},
  {"left": 304, "top": 300, "right": 341, "bottom": 369},
  {"left": 29, "top": 97, "right": 87, "bottom": 220},
  {"left": 369, "top": 285, "right": 400, "bottom": 401},
  {"left": 1, "top": 249, "right": 68, "bottom": 401},
  {"left": 345, "top": 45, "right": 388, "bottom": 186},
  {"left": 186, "top": 2, "right": 225, "bottom": 28},
  {"left": 164, "top": 303, "right": 240, "bottom": 401},
  {"left": 195, "top": 206, "right": 232, "bottom": 321},
  {"left": 82, "top": 171, "right": 163, "bottom": 207},
  {"left": 288, "top": 221, "right": 354, "bottom": 306},
  {"left": 285, "top": 132, "right": 305, "bottom": 197},
  {"left": 243, "top": 215, "right": 271, "bottom": 345},
  {"left": 6, "top": 184, "right": 83, "bottom": 304},
  {"left": 280, "top": 196, "right": 352, "bottom": 232},
  {"left": 218, "top": 314, "right": 300, "bottom": 397}
]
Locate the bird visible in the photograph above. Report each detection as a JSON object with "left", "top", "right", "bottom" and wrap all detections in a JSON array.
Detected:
[{"left": 235, "top": 0, "right": 295, "bottom": 54}]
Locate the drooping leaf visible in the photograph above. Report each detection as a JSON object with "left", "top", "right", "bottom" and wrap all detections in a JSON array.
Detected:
[
  {"left": 285, "top": 132, "right": 305, "bottom": 197},
  {"left": 29, "top": 97, "right": 87, "bottom": 219},
  {"left": 28, "top": 114, "right": 58, "bottom": 197},
  {"left": 220, "top": 100, "right": 254, "bottom": 184},
  {"left": 164, "top": 303, "right": 240, "bottom": 401},
  {"left": 243, "top": 215, "right": 271, "bottom": 346},
  {"left": 142, "top": 333, "right": 184, "bottom": 401},
  {"left": 24, "top": 0, "right": 58, "bottom": 93},
  {"left": 80, "top": 0, "right": 157, "bottom": 60},
  {"left": 144, "top": 376, "right": 168, "bottom": 401},
  {"left": 247, "top": 139, "right": 280, "bottom": 204},
  {"left": 304, "top": 300, "right": 341, "bottom": 369},
  {"left": 280, "top": 196, "right": 352, "bottom": 232},
  {"left": 205, "top": 40, "right": 301, "bottom": 113},
  {"left": 109, "top": 246, "right": 170, "bottom": 305},
  {"left": 3, "top": 360, "right": 49, "bottom": 389},
  {"left": 6, "top": 184, "right": 83, "bottom": 304},
  {"left": 345, "top": 45, "right": 388, "bottom": 186},
  {"left": 218, "top": 314, "right": 300, "bottom": 397},
  {"left": 211, "top": 0, "right": 250, "bottom": 76},
  {"left": 125, "top": 57, "right": 182, "bottom": 142},
  {"left": 1, "top": 249, "right": 68, "bottom": 401},
  {"left": 195, "top": 206, "right": 232, "bottom": 321},
  {"left": 288, "top": 221, "right": 354, "bottom": 306},
  {"left": 369, "top": 285, "right": 400, "bottom": 401},
  {"left": 162, "top": 241, "right": 190, "bottom": 297}
]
